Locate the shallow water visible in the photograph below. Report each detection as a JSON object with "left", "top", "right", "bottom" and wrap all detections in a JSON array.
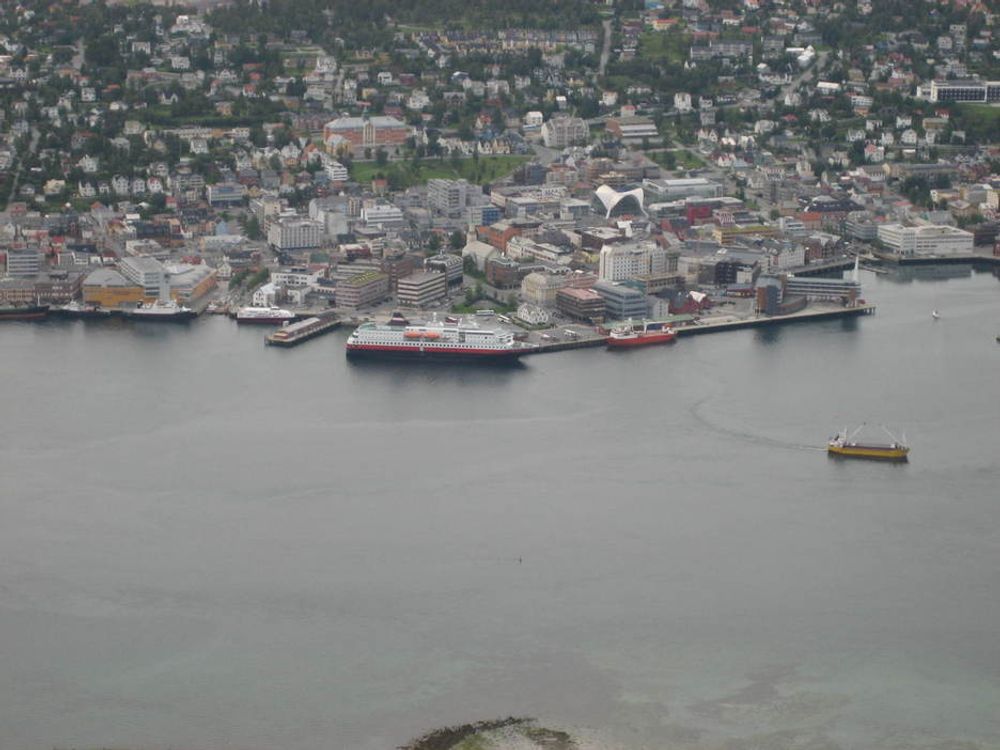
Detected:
[{"left": 1, "top": 268, "right": 999, "bottom": 750}]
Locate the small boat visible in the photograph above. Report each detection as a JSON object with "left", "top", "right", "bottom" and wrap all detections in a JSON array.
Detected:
[
  {"left": 931, "top": 310, "right": 940, "bottom": 320},
  {"left": 828, "top": 425, "right": 909, "bottom": 461}
]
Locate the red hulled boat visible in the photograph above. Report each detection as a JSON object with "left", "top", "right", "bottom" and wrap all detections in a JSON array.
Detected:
[{"left": 607, "top": 320, "right": 676, "bottom": 348}]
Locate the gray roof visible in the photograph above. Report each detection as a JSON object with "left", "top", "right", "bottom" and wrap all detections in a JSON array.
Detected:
[{"left": 84, "top": 267, "right": 133, "bottom": 287}]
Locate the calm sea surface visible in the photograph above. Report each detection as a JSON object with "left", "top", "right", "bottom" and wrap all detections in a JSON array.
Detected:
[{"left": 1, "top": 268, "right": 999, "bottom": 750}]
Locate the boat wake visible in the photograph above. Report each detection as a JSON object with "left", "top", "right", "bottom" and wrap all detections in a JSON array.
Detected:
[{"left": 689, "top": 397, "right": 825, "bottom": 452}]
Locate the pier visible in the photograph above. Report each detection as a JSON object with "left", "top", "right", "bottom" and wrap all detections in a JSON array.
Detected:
[
  {"left": 871, "top": 250, "right": 1000, "bottom": 267},
  {"left": 522, "top": 304, "right": 876, "bottom": 354},
  {"left": 673, "top": 303, "right": 876, "bottom": 337},
  {"left": 266, "top": 316, "right": 341, "bottom": 347}
]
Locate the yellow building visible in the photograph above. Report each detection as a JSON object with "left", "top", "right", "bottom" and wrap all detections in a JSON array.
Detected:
[{"left": 82, "top": 268, "right": 145, "bottom": 308}]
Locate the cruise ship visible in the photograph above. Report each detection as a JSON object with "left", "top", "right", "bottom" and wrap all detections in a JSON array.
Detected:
[
  {"left": 346, "top": 319, "right": 534, "bottom": 361},
  {"left": 236, "top": 306, "right": 297, "bottom": 324}
]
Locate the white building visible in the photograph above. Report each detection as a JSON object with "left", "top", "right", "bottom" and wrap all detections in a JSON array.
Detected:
[
  {"left": 598, "top": 241, "right": 672, "bottom": 282},
  {"left": 541, "top": 116, "right": 589, "bottom": 148},
  {"left": 360, "top": 202, "right": 405, "bottom": 229},
  {"left": 876, "top": 224, "right": 974, "bottom": 257},
  {"left": 119, "top": 256, "right": 166, "bottom": 296},
  {"left": 272, "top": 267, "right": 323, "bottom": 289},
  {"left": 674, "top": 92, "right": 693, "bottom": 113},
  {"left": 427, "top": 178, "right": 469, "bottom": 216},
  {"left": 268, "top": 218, "right": 324, "bottom": 251},
  {"left": 252, "top": 281, "right": 280, "bottom": 307},
  {"left": 324, "top": 159, "right": 349, "bottom": 182}
]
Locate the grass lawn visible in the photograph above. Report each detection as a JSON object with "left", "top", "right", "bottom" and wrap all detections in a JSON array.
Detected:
[
  {"left": 955, "top": 103, "right": 1000, "bottom": 142},
  {"left": 350, "top": 155, "right": 528, "bottom": 188},
  {"left": 638, "top": 30, "right": 689, "bottom": 65},
  {"left": 651, "top": 149, "right": 705, "bottom": 170}
]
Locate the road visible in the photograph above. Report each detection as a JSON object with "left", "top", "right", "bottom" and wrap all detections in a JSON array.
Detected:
[
  {"left": 598, "top": 18, "right": 612, "bottom": 77},
  {"left": 781, "top": 50, "right": 830, "bottom": 101}
]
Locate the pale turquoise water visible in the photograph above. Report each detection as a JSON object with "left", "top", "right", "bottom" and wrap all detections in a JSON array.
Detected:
[{"left": 1, "top": 268, "right": 998, "bottom": 750}]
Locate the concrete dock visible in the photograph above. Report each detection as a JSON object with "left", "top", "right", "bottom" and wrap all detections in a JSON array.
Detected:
[
  {"left": 523, "top": 304, "right": 876, "bottom": 355},
  {"left": 674, "top": 303, "right": 876, "bottom": 337}
]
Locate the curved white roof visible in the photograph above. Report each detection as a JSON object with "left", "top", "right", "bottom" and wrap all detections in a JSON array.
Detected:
[{"left": 595, "top": 184, "right": 646, "bottom": 219}]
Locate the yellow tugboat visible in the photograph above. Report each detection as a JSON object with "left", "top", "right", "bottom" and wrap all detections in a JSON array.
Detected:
[{"left": 828, "top": 425, "right": 909, "bottom": 461}]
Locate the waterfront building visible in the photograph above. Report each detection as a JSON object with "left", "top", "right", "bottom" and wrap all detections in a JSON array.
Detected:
[
  {"left": 252, "top": 282, "right": 280, "bottom": 307},
  {"left": 336, "top": 271, "right": 390, "bottom": 308},
  {"left": 4, "top": 247, "right": 42, "bottom": 277},
  {"left": 119, "top": 256, "right": 166, "bottom": 297},
  {"left": 876, "top": 224, "right": 974, "bottom": 256},
  {"left": 556, "top": 287, "right": 605, "bottom": 323},
  {"left": 166, "top": 263, "right": 217, "bottom": 302},
  {"left": 784, "top": 276, "right": 860, "bottom": 303},
  {"left": 396, "top": 270, "right": 447, "bottom": 307},
  {"left": 82, "top": 267, "right": 145, "bottom": 307},
  {"left": 0, "top": 272, "right": 83, "bottom": 305},
  {"left": 593, "top": 280, "right": 647, "bottom": 320}
]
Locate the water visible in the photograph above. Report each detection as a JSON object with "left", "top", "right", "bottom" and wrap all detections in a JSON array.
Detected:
[{"left": 1, "top": 269, "right": 999, "bottom": 750}]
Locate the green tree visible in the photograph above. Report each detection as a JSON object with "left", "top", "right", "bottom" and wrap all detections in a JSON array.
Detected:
[{"left": 449, "top": 231, "right": 465, "bottom": 251}]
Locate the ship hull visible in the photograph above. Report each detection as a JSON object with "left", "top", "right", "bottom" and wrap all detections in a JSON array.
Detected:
[
  {"left": 237, "top": 316, "right": 297, "bottom": 325},
  {"left": 828, "top": 445, "right": 909, "bottom": 461},
  {"left": 607, "top": 331, "right": 676, "bottom": 348},
  {"left": 346, "top": 343, "right": 526, "bottom": 362},
  {"left": 123, "top": 310, "right": 197, "bottom": 323},
  {"left": 0, "top": 305, "right": 50, "bottom": 321},
  {"left": 51, "top": 307, "right": 114, "bottom": 320}
]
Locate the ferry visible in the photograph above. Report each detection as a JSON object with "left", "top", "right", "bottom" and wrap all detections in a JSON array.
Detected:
[
  {"left": 828, "top": 425, "right": 909, "bottom": 461},
  {"left": 607, "top": 320, "right": 676, "bottom": 348},
  {"left": 236, "top": 306, "right": 296, "bottom": 325},
  {"left": 122, "top": 299, "right": 196, "bottom": 322},
  {"left": 346, "top": 319, "right": 534, "bottom": 361}
]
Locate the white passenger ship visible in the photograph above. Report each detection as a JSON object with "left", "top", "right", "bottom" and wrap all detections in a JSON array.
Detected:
[{"left": 346, "top": 318, "right": 533, "bottom": 361}]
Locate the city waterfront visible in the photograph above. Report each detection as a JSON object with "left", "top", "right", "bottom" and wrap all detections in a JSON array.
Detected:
[{"left": 1, "top": 268, "right": 999, "bottom": 750}]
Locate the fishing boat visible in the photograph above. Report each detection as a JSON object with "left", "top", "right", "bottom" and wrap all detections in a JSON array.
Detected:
[{"left": 828, "top": 425, "right": 909, "bottom": 461}]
